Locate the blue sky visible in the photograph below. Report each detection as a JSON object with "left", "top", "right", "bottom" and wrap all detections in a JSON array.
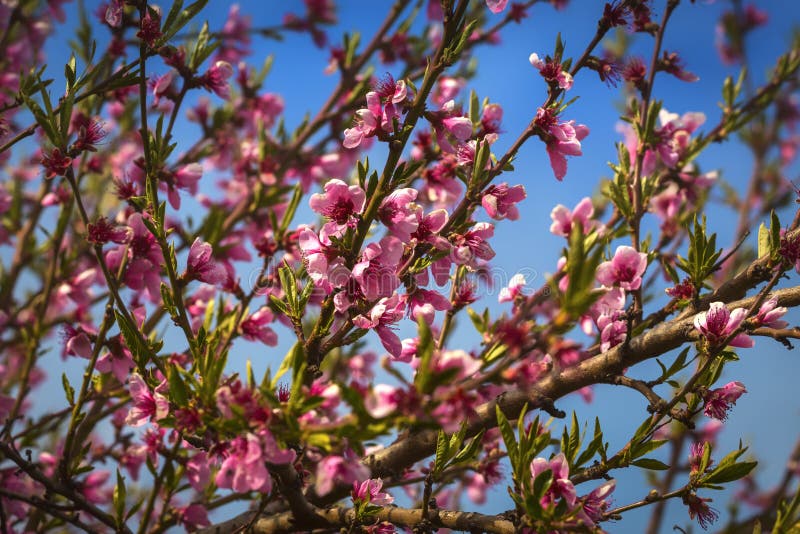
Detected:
[{"left": 30, "top": 1, "right": 800, "bottom": 531}]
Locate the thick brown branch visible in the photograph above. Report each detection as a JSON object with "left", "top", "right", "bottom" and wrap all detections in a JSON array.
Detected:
[
  {"left": 245, "top": 505, "right": 515, "bottom": 534},
  {"left": 362, "top": 285, "right": 800, "bottom": 487}
]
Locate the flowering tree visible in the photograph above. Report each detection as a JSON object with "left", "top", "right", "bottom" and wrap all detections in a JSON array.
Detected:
[{"left": 1, "top": 0, "right": 800, "bottom": 532}]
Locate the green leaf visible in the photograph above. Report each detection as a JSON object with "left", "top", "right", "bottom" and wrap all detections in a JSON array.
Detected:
[
  {"left": 468, "top": 89, "right": 480, "bottom": 125},
  {"left": 452, "top": 430, "right": 485, "bottom": 465},
  {"left": 414, "top": 317, "right": 435, "bottom": 394},
  {"left": 531, "top": 469, "right": 554, "bottom": 500},
  {"left": 167, "top": 365, "right": 189, "bottom": 406},
  {"left": 631, "top": 458, "right": 670, "bottom": 470},
  {"left": 64, "top": 53, "right": 77, "bottom": 91},
  {"left": 271, "top": 342, "right": 302, "bottom": 389},
  {"left": 632, "top": 439, "right": 668, "bottom": 459},
  {"left": 770, "top": 210, "right": 781, "bottom": 259},
  {"left": 161, "top": 0, "right": 185, "bottom": 36},
  {"left": 434, "top": 430, "right": 449, "bottom": 474},
  {"left": 115, "top": 310, "right": 150, "bottom": 365},
  {"left": 758, "top": 222, "right": 770, "bottom": 258},
  {"left": 113, "top": 469, "right": 126, "bottom": 526},
  {"left": 62, "top": 373, "right": 75, "bottom": 405},
  {"left": 575, "top": 419, "right": 604, "bottom": 468},
  {"left": 279, "top": 184, "right": 303, "bottom": 238},
  {"left": 466, "top": 307, "right": 486, "bottom": 333},
  {"left": 158, "top": 0, "right": 209, "bottom": 46},
  {"left": 496, "top": 406, "right": 518, "bottom": 470},
  {"left": 702, "top": 460, "right": 757, "bottom": 485}
]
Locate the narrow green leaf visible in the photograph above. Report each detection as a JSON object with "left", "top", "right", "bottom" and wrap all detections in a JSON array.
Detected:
[
  {"left": 496, "top": 406, "right": 518, "bottom": 469},
  {"left": 434, "top": 431, "right": 449, "bottom": 474},
  {"left": 271, "top": 342, "right": 301, "bottom": 389},
  {"left": 632, "top": 458, "right": 670, "bottom": 470},
  {"left": 758, "top": 222, "right": 770, "bottom": 258},
  {"left": 702, "top": 460, "right": 757, "bottom": 485},
  {"left": 62, "top": 373, "right": 75, "bottom": 405},
  {"left": 113, "top": 469, "right": 126, "bottom": 526}
]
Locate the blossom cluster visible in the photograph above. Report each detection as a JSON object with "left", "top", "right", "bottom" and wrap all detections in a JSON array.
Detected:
[{"left": 0, "top": 1, "right": 797, "bottom": 534}]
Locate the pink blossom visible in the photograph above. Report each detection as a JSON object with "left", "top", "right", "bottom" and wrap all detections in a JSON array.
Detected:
[
  {"left": 452, "top": 222, "right": 495, "bottom": 264},
  {"left": 420, "top": 155, "right": 463, "bottom": 207},
  {"left": 150, "top": 70, "right": 174, "bottom": 106},
  {"left": 365, "top": 384, "right": 399, "bottom": 419},
  {"left": 374, "top": 74, "right": 409, "bottom": 127},
  {"left": 352, "top": 236, "right": 403, "bottom": 300},
  {"left": 105, "top": 213, "right": 163, "bottom": 302},
  {"left": 432, "top": 76, "right": 464, "bottom": 107},
  {"left": 596, "top": 246, "right": 647, "bottom": 291},
  {"left": 703, "top": 381, "right": 747, "bottom": 420},
  {"left": 650, "top": 183, "right": 684, "bottom": 235},
  {"left": 298, "top": 225, "right": 343, "bottom": 292},
  {"left": 481, "top": 103, "right": 503, "bottom": 134},
  {"left": 405, "top": 288, "right": 452, "bottom": 323},
  {"left": 343, "top": 79, "right": 409, "bottom": 148},
  {"left": 353, "top": 293, "right": 405, "bottom": 358},
  {"left": 104, "top": 0, "right": 123, "bottom": 27},
  {"left": 398, "top": 338, "right": 418, "bottom": 363},
  {"left": 343, "top": 91, "right": 381, "bottom": 148},
  {"left": 530, "top": 453, "right": 577, "bottom": 508},
  {"left": 755, "top": 297, "right": 788, "bottom": 329},
  {"left": 529, "top": 52, "right": 573, "bottom": 90},
  {"left": 87, "top": 216, "right": 132, "bottom": 245},
  {"left": 96, "top": 339, "right": 134, "bottom": 382},
  {"left": 434, "top": 349, "right": 482, "bottom": 380},
  {"left": 81, "top": 470, "right": 111, "bottom": 504},
  {"left": 577, "top": 480, "right": 616, "bottom": 526},
  {"left": 41, "top": 147, "right": 72, "bottom": 178},
  {"left": 378, "top": 187, "right": 419, "bottom": 239},
  {"left": 215, "top": 434, "right": 270, "bottom": 493},
  {"left": 126, "top": 427, "right": 164, "bottom": 471},
  {"left": 485, "top": 0, "right": 508, "bottom": 13},
  {"left": 239, "top": 307, "right": 278, "bottom": 346},
  {"left": 215, "top": 4, "right": 252, "bottom": 63},
  {"left": 549, "top": 197, "right": 595, "bottom": 237},
  {"left": 660, "top": 50, "right": 698, "bottom": 83},
  {"left": 199, "top": 61, "right": 234, "bottom": 99},
  {"left": 442, "top": 115, "right": 473, "bottom": 141},
  {"left": 684, "top": 492, "right": 719, "bottom": 529},
  {"left": 410, "top": 208, "right": 450, "bottom": 250},
  {"left": 125, "top": 373, "right": 169, "bottom": 427},
  {"left": 187, "top": 452, "right": 211, "bottom": 492},
  {"left": 689, "top": 442, "right": 708, "bottom": 476},
  {"left": 432, "top": 101, "right": 473, "bottom": 154},
  {"left": 186, "top": 238, "right": 227, "bottom": 285},
  {"left": 62, "top": 325, "right": 93, "bottom": 359},
  {"left": 347, "top": 351, "right": 377, "bottom": 384},
  {"left": 316, "top": 448, "right": 370, "bottom": 496},
  {"left": 310, "top": 179, "right": 366, "bottom": 231},
  {"left": 693, "top": 302, "right": 754, "bottom": 348},
  {"left": 535, "top": 107, "right": 589, "bottom": 180},
  {"left": 581, "top": 287, "right": 626, "bottom": 335},
  {"left": 215, "top": 431, "right": 294, "bottom": 494},
  {"left": 455, "top": 139, "right": 479, "bottom": 167},
  {"left": 598, "top": 312, "right": 627, "bottom": 352},
  {"left": 482, "top": 183, "right": 526, "bottom": 220},
  {"left": 178, "top": 503, "right": 211, "bottom": 530},
  {"left": 165, "top": 162, "right": 203, "bottom": 209},
  {"left": 498, "top": 273, "right": 525, "bottom": 303},
  {"left": 651, "top": 109, "right": 706, "bottom": 170},
  {"left": 137, "top": 8, "right": 162, "bottom": 46},
  {"left": 352, "top": 478, "right": 394, "bottom": 505},
  {"left": 0, "top": 467, "right": 39, "bottom": 521}
]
